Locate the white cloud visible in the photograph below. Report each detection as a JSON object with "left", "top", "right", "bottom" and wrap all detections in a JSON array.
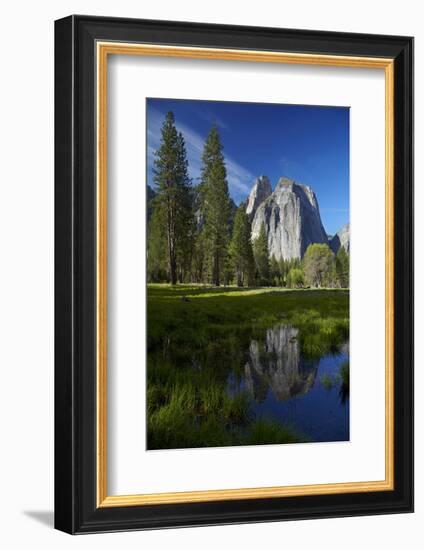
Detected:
[{"left": 147, "top": 106, "right": 254, "bottom": 200}]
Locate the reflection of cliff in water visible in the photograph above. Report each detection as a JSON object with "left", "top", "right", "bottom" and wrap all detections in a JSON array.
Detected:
[{"left": 244, "top": 325, "right": 318, "bottom": 403}]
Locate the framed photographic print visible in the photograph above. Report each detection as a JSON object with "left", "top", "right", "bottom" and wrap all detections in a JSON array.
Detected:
[{"left": 54, "top": 15, "right": 413, "bottom": 534}]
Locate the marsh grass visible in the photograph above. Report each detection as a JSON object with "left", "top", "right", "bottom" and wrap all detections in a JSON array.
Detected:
[
  {"left": 147, "top": 386, "right": 303, "bottom": 449},
  {"left": 147, "top": 285, "right": 349, "bottom": 449},
  {"left": 244, "top": 419, "right": 303, "bottom": 445},
  {"left": 319, "top": 359, "right": 350, "bottom": 401}
]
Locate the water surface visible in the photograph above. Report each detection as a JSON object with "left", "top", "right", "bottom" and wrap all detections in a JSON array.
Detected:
[{"left": 227, "top": 324, "right": 349, "bottom": 442}]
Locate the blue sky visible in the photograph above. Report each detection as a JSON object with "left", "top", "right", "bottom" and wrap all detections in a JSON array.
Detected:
[{"left": 146, "top": 98, "right": 349, "bottom": 235}]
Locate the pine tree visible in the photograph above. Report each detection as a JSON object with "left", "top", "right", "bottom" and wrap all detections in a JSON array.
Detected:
[
  {"left": 200, "top": 126, "right": 231, "bottom": 286},
  {"left": 336, "top": 247, "right": 349, "bottom": 288},
  {"left": 153, "top": 112, "right": 193, "bottom": 285},
  {"left": 190, "top": 186, "right": 206, "bottom": 283},
  {"left": 147, "top": 200, "right": 168, "bottom": 282},
  {"left": 253, "top": 223, "right": 270, "bottom": 285},
  {"left": 175, "top": 132, "right": 195, "bottom": 282},
  {"left": 230, "top": 205, "right": 255, "bottom": 287}
]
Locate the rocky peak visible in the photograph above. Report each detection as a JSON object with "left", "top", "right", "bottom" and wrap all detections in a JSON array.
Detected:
[
  {"left": 329, "top": 223, "right": 350, "bottom": 254},
  {"left": 274, "top": 177, "right": 318, "bottom": 209},
  {"left": 250, "top": 178, "right": 328, "bottom": 260},
  {"left": 246, "top": 175, "right": 272, "bottom": 220},
  {"left": 276, "top": 176, "right": 295, "bottom": 189}
]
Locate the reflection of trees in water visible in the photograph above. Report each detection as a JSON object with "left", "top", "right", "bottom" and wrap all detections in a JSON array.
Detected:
[{"left": 244, "top": 325, "right": 318, "bottom": 403}]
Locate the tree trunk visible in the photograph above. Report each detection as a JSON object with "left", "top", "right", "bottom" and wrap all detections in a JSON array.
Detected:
[
  {"left": 213, "top": 253, "right": 220, "bottom": 286},
  {"left": 169, "top": 252, "right": 177, "bottom": 285},
  {"left": 237, "top": 268, "right": 242, "bottom": 287},
  {"left": 168, "top": 236, "right": 177, "bottom": 285}
]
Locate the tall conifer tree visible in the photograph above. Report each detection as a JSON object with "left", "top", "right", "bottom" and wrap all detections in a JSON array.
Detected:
[
  {"left": 253, "top": 222, "right": 270, "bottom": 285},
  {"left": 200, "top": 126, "right": 231, "bottom": 286},
  {"left": 175, "top": 132, "right": 195, "bottom": 282},
  {"left": 147, "top": 196, "right": 168, "bottom": 282},
  {"left": 153, "top": 112, "right": 193, "bottom": 285},
  {"left": 230, "top": 205, "right": 255, "bottom": 287}
]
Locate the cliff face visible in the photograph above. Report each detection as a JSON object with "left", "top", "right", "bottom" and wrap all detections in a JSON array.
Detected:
[
  {"left": 246, "top": 175, "right": 272, "bottom": 220},
  {"left": 250, "top": 177, "right": 328, "bottom": 260},
  {"left": 329, "top": 223, "right": 350, "bottom": 254}
]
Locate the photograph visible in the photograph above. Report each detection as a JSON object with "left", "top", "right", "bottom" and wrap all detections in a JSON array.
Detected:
[
  {"left": 146, "top": 98, "right": 350, "bottom": 450},
  {"left": 51, "top": 12, "right": 413, "bottom": 536}
]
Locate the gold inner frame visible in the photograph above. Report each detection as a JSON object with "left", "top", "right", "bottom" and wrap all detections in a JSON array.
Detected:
[{"left": 96, "top": 42, "right": 395, "bottom": 508}]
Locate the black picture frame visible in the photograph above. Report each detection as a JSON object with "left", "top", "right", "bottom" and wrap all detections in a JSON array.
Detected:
[{"left": 55, "top": 15, "right": 414, "bottom": 534}]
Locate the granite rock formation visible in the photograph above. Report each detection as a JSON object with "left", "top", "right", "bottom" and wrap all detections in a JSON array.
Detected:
[
  {"left": 250, "top": 177, "right": 328, "bottom": 260},
  {"left": 246, "top": 175, "right": 272, "bottom": 220},
  {"left": 329, "top": 223, "right": 350, "bottom": 254}
]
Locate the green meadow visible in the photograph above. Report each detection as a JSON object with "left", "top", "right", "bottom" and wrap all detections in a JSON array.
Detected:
[{"left": 147, "top": 285, "right": 349, "bottom": 450}]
